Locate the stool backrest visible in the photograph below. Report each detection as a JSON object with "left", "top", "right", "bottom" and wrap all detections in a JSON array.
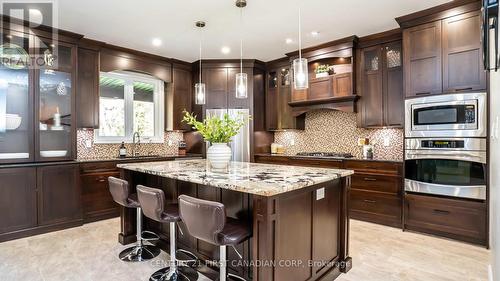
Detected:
[
  {"left": 108, "top": 176, "right": 131, "bottom": 207},
  {"left": 178, "top": 195, "right": 226, "bottom": 245},
  {"left": 136, "top": 185, "right": 165, "bottom": 222}
]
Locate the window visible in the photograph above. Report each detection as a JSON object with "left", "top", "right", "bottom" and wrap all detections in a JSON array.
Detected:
[{"left": 95, "top": 71, "right": 164, "bottom": 143}]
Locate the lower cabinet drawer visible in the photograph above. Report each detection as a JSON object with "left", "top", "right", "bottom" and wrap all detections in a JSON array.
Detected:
[
  {"left": 404, "top": 193, "right": 487, "bottom": 245},
  {"left": 349, "top": 189, "right": 401, "bottom": 227},
  {"left": 351, "top": 173, "right": 400, "bottom": 194}
]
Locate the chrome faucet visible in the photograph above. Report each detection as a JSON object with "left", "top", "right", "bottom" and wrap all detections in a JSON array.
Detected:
[{"left": 132, "top": 132, "right": 141, "bottom": 156}]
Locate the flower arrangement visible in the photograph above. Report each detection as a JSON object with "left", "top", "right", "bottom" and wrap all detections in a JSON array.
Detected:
[{"left": 182, "top": 110, "right": 250, "bottom": 144}]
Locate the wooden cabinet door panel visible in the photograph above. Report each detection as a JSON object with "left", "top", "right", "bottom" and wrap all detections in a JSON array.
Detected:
[
  {"left": 383, "top": 41, "right": 404, "bottom": 127},
  {"left": 0, "top": 168, "right": 37, "bottom": 234},
  {"left": 333, "top": 73, "right": 352, "bottom": 97},
  {"left": 81, "top": 171, "right": 120, "bottom": 220},
  {"left": 309, "top": 77, "right": 332, "bottom": 100},
  {"left": 362, "top": 46, "right": 384, "bottom": 127},
  {"left": 404, "top": 21, "right": 442, "bottom": 97},
  {"left": 442, "top": 11, "right": 485, "bottom": 92},
  {"left": 291, "top": 88, "right": 308, "bottom": 102},
  {"left": 77, "top": 48, "right": 99, "bottom": 129},
  {"left": 205, "top": 68, "right": 228, "bottom": 109},
  {"left": 38, "top": 165, "right": 82, "bottom": 226},
  {"left": 265, "top": 87, "right": 278, "bottom": 130},
  {"left": 172, "top": 67, "right": 192, "bottom": 131}
]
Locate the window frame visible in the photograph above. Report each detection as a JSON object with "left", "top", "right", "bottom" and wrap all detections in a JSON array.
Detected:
[{"left": 94, "top": 71, "right": 164, "bottom": 144}]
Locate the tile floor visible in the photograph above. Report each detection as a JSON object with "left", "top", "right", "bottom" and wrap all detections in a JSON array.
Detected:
[{"left": 0, "top": 218, "right": 490, "bottom": 281}]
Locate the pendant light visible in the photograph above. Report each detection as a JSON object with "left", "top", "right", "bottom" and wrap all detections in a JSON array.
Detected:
[
  {"left": 195, "top": 20, "right": 206, "bottom": 105},
  {"left": 235, "top": 0, "right": 248, "bottom": 99},
  {"left": 293, "top": 8, "right": 308, "bottom": 90}
]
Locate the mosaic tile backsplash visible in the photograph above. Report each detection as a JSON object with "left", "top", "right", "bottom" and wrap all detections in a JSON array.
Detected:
[
  {"left": 274, "top": 110, "right": 404, "bottom": 161},
  {"left": 77, "top": 129, "right": 184, "bottom": 159}
]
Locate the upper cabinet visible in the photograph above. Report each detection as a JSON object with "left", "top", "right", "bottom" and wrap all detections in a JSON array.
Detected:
[
  {"left": 265, "top": 62, "right": 305, "bottom": 130},
  {"left": 358, "top": 31, "right": 404, "bottom": 128},
  {"left": 169, "top": 65, "right": 192, "bottom": 131},
  {"left": 0, "top": 31, "right": 33, "bottom": 163},
  {"left": 403, "top": 21, "right": 442, "bottom": 97},
  {"left": 442, "top": 11, "right": 485, "bottom": 92},
  {"left": 399, "top": 1, "right": 485, "bottom": 98},
  {"left": 34, "top": 38, "right": 76, "bottom": 162},
  {"left": 0, "top": 26, "right": 77, "bottom": 163},
  {"left": 77, "top": 45, "right": 100, "bottom": 129}
]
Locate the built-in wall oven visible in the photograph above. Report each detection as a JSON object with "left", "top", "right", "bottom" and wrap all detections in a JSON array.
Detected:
[
  {"left": 405, "top": 92, "right": 487, "bottom": 138},
  {"left": 405, "top": 138, "right": 487, "bottom": 200}
]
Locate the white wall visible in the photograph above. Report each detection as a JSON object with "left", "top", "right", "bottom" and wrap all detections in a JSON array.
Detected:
[{"left": 489, "top": 46, "right": 500, "bottom": 281}]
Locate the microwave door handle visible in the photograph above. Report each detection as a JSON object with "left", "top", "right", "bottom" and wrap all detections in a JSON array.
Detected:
[{"left": 406, "top": 152, "right": 485, "bottom": 162}]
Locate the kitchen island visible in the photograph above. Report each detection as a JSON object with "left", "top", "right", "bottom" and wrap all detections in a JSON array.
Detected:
[{"left": 117, "top": 160, "right": 354, "bottom": 281}]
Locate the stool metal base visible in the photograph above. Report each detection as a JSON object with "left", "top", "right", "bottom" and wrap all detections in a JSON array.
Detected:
[
  {"left": 119, "top": 245, "right": 161, "bottom": 262},
  {"left": 150, "top": 266, "right": 199, "bottom": 281}
]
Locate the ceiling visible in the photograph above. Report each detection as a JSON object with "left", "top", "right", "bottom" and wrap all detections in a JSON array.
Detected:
[{"left": 57, "top": 0, "right": 450, "bottom": 62}]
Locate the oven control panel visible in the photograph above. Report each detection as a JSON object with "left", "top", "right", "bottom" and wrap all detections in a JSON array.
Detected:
[{"left": 421, "top": 140, "right": 465, "bottom": 148}]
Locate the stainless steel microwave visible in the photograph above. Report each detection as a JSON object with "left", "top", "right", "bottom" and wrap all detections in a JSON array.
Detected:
[{"left": 405, "top": 92, "right": 487, "bottom": 138}]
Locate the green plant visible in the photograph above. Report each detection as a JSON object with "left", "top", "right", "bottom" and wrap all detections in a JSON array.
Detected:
[
  {"left": 315, "top": 64, "right": 330, "bottom": 74},
  {"left": 182, "top": 111, "right": 250, "bottom": 143}
]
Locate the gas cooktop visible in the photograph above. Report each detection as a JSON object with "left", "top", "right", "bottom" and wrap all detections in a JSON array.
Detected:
[{"left": 295, "top": 152, "right": 354, "bottom": 159}]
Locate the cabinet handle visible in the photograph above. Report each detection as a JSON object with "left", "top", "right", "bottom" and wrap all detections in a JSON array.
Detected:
[
  {"left": 97, "top": 178, "right": 106, "bottom": 182},
  {"left": 433, "top": 209, "right": 450, "bottom": 215},
  {"left": 363, "top": 199, "right": 376, "bottom": 204},
  {"left": 415, "top": 91, "right": 431, "bottom": 95},
  {"left": 453, "top": 87, "right": 473, "bottom": 92},
  {"left": 363, "top": 177, "right": 377, "bottom": 181}
]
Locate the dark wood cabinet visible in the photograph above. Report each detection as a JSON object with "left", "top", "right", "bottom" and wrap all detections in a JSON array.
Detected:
[
  {"left": 442, "top": 10, "right": 486, "bottom": 92},
  {"left": 170, "top": 66, "right": 193, "bottom": 131},
  {"left": 405, "top": 193, "right": 487, "bottom": 246},
  {"left": 0, "top": 168, "right": 37, "bottom": 234},
  {"left": 77, "top": 47, "right": 100, "bottom": 129},
  {"left": 265, "top": 63, "right": 305, "bottom": 130},
  {"left": 80, "top": 169, "right": 120, "bottom": 223},
  {"left": 205, "top": 68, "right": 229, "bottom": 109},
  {"left": 403, "top": 21, "right": 442, "bottom": 97},
  {"left": 360, "top": 46, "right": 384, "bottom": 127},
  {"left": 37, "top": 164, "right": 82, "bottom": 226},
  {"left": 402, "top": 5, "right": 485, "bottom": 97},
  {"left": 359, "top": 40, "right": 403, "bottom": 128}
]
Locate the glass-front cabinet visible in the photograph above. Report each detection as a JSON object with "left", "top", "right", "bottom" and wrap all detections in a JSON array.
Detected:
[
  {"left": 0, "top": 29, "right": 75, "bottom": 163},
  {"left": 35, "top": 37, "right": 75, "bottom": 161},
  {"left": 0, "top": 31, "right": 33, "bottom": 163}
]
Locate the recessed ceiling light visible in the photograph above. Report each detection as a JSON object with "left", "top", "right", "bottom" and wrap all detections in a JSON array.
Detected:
[
  {"left": 285, "top": 38, "right": 293, "bottom": 44},
  {"left": 311, "top": 31, "right": 320, "bottom": 37},
  {"left": 221, "top": 46, "right": 231, "bottom": 54},
  {"left": 152, "top": 38, "right": 162, "bottom": 47}
]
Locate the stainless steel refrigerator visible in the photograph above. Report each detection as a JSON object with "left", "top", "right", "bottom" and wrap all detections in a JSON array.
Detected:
[{"left": 205, "top": 109, "right": 250, "bottom": 162}]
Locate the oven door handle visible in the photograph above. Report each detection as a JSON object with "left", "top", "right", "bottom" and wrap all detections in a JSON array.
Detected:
[
  {"left": 405, "top": 151, "right": 487, "bottom": 164},
  {"left": 404, "top": 179, "right": 486, "bottom": 200}
]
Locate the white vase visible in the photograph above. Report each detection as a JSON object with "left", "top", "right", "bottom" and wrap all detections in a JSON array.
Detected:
[{"left": 207, "top": 143, "right": 232, "bottom": 169}]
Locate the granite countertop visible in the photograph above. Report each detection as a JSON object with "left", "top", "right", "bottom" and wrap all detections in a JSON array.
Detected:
[
  {"left": 117, "top": 159, "right": 354, "bottom": 197},
  {"left": 76, "top": 154, "right": 203, "bottom": 163},
  {"left": 255, "top": 153, "right": 403, "bottom": 163}
]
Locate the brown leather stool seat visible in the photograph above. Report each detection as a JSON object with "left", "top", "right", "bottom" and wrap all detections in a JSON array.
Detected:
[
  {"left": 137, "top": 185, "right": 199, "bottom": 281},
  {"left": 108, "top": 177, "right": 160, "bottom": 262},
  {"left": 178, "top": 195, "right": 250, "bottom": 281}
]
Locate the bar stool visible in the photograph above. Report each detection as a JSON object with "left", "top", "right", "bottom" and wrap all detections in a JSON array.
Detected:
[
  {"left": 108, "top": 177, "right": 161, "bottom": 262},
  {"left": 136, "top": 185, "right": 199, "bottom": 281},
  {"left": 178, "top": 195, "right": 251, "bottom": 281}
]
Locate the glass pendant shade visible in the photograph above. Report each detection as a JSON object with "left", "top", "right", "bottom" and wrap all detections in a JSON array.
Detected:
[
  {"left": 194, "top": 83, "right": 206, "bottom": 105},
  {"left": 235, "top": 72, "right": 248, "bottom": 99},
  {"left": 293, "top": 57, "right": 309, "bottom": 90}
]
